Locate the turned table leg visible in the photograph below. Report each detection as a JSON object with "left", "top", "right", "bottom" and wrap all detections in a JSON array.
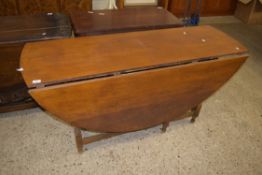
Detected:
[{"left": 191, "top": 104, "right": 202, "bottom": 123}]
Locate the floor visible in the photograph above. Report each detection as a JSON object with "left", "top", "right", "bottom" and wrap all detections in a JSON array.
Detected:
[{"left": 0, "top": 17, "right": 262, "bottom": 175}]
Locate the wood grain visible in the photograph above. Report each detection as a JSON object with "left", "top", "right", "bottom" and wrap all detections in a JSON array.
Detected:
[
  {"left": 0, "top": 0, "right": 92, "bottom": 16},
  {"left": 169, "top": 0, "right": 237, "bottom": 17},
  {"left": 0, "top": 44, "right": 24, "bottom": 90},
  {"left": 17, "top": 0, "right": 60, "bottom": 15},
  {"left": 21, "top": 25, "right": 247, "bottom": 88},
  {"left": 70, "top": 7, "right": 182, "bottom": 36},
  {"left": 60, "top": 0, "right": 92, "bottom": 14},
  {"left": 29, "top": 56, "right": 247, "bottom": 132},
  {"left": 202, "top": 0, "right": 237, "bottom": 16},
  {"left": 0, "top": 0, "right": 18, "bottom": 16},
  {"left": 0, "top": 100, "right": 37, "bottom": 113}
]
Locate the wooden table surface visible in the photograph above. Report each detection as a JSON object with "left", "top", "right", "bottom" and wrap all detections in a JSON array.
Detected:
[
  {"left": 70, "top": 6, "right": 182, "bottom": 36},
  {"left": 20, "top": 25, "right": 248, "bottom": 132},
  {"left": 21, "top": 25, "right": 247, "bottom": 88}
]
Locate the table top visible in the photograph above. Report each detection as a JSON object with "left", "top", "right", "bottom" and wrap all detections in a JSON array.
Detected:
[
  {"left": 0, "top": 13, "right": 71, "bottom": 44},
  {"left": 70, "top": 7, "right": 182, "bottom": 36},
  {"left": 21, "top": 25, "right": 247, "bottom": 88},
  {"left": 20, "top": 25, "right": 248, "bottom": 133}
]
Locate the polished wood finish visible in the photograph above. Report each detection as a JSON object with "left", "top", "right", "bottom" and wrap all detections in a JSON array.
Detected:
[
  {"left": 60, "top": 0, "right": 92, "bottom": 14},
  {"left": 0, "top": 44, "right": 24, "bottom": 89},
  {"left": 27, "top": 55, "right": 247, "bottom": 132},
  {"left": 17, "top": 0, "right": 60, "bottom": 15},
  {"left": 0, "top": 0, "right": 92, "bottom": 16},
  {"left": 70, "top": 7, "right": 182, "bottom": 36},
  {"left": 169, "top": 0, "right": 238, "bottom": 17},
  {"left": 116, "top": 0, "right": 125, "bottom": 9},
  {"left": 0, "top": 0, "right": 18, "bottom": 16},
  {"left": 21, "top": 28, "right": 248, "bottom": 131},
  {"left": 0, "top": 13, "right": 71, "bottom": 113},
  {"left": 202, "top": 0, "right": 237, "bottom": 16},
  {"left": 159, "top": 0, "right": 170, "bottom": 9},
  {"left": 0, "top": 0, "right": 237, "bottom": 17},
  {"left": 21, "top": 26, "right": 247, "bottom": 149},
  {"left": 21, "top": 26, "right": 247, "bottom": 88}
]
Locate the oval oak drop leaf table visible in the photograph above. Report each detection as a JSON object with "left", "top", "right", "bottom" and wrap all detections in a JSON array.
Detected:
[{"left": 20, "top": 26, "right": 248, "bottom": 153}]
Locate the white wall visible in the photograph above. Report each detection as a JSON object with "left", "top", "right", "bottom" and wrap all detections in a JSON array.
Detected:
[
  {"left": 93, "top": 0, "right": 109, "bottom": 10},
  {"left": 125, "top": 0, "right": 157, "bottom": 6}
]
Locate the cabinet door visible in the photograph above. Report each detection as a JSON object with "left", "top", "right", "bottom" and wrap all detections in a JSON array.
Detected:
[
  {"left": 169, "top": 0, "right": 199, "bottom": 17},
  {"left": 202, "top": 0, "right": 237, "bottom": 16},
  {"left": 60, "top": 0, "right": 92, "bottom": 14},
  {"left": 169, "top": 0, "right": 237, "bottom": 17},
  {"left": 17, "top": 0, "right": 60, "bottom": 15},
  {"left": 0, "top": 0, "right": 18, "bottom": 16}
]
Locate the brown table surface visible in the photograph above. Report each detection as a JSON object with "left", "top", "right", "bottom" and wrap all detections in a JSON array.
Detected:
[
  {"left": 21, "top": 25, "right": 247, "bottom": 88},
  {"left": 21, "top": 26, "right": 248, "bottom": 133},
  {"left": 70, "top": 6, "right": 182, "bottom": 36}
]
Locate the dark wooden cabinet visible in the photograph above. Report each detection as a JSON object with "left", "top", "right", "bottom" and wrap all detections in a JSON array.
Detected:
[
  {"left": 60, "top": 0, "right": 92, "bottom": 14},
  {"left": 0, "top": 0, "right": 18, "bottom": 16},
  {"left": 0, "top": 0, "right": 92, "bottom": 16},
  {"left": 0, "top": 0, "right": 238, "bottom": 17},
  {"left": 70, "top": 7, "right": 182, "bottom": 36},
  {"left": 0, "top": 13, "right": 72, "bottom": 113},
  {"left": 169, "top": 0, "right": 238, "bottom": 17},
  {"left": 202, "top": 0, "right": 237, "bottom": 16},
  {"left": 17, "top": 0, "right": 60, "bottom": 15}
]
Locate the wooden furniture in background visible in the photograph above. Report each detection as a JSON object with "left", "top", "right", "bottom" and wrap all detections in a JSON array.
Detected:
[
  {"left": 0, "top": 0, "right": 92, "bottom": 16},
  {"left": 0, "top": 0, "right": 239, "bottom": 17},
  {"left": 117, "top": 0, "right": 169, "bottom": 9},
  {"left": 70, "top": 6, "right": 182, "bottom": 36},
  {"left": 20, "top": 26, "right": 248, "bottom": 152},
  {"left": 17, "top": 0, "right": 60, "bottom": 15},
  {"left": 235, "top": 0, "right": 262, "bottom": 24},
  {"left": 60, "top": 0, "right": 93, "bottom": 13},
  {"left": 169, "top": 0, "right": 238, "bottom": 17},
  {"left": 0, "top": 13, "right": 72, "bottom": 113}
]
